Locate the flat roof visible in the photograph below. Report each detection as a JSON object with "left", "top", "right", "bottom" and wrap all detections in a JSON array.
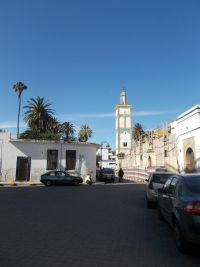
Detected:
[
  {"left": 9, "top": 138, "right": 100, "bottom": 149},
  {"left": 177, "top": 104, "right": 200, "bottom": 120}
]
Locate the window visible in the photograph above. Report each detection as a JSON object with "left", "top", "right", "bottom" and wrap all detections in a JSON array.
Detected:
[
  {"left": 163, "top": 177, "right": 172, "bottom": 190},
  {"left": 175, "top": 182, "right": 182, "bottom": 197},
  {"left": 56, "top": 171, "right": 67, "bottom": 177},
  {"left": 49, "top": 171, "right": 55, "bottom": 176},
  {"left": 123, "top": 142, "right": 127, "bottom": 147},
  {"left": 66, "top": 150, "right": 76, "bottom": 170},
  {"left": 164, "top": 150, "right": 168, "bottom": 157},
  {"left": 152, "top": 173, "right": 173, "bottom": 184},
  {"left": 168, "top": 177, "right": 179, "bottom": 195},
  {"left": 47, "top": 150, "right": 58, "bottom": 170}
]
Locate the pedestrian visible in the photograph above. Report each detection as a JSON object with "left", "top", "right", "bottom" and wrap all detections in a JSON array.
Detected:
[{"left": 118, "top": 168, "right": 124, "bottom": 183}]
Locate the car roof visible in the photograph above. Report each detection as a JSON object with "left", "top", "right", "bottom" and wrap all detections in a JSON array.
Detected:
[
  {"left": 46, "top": 170, "right": 66, "bottom": 173},
  {"left": 177, "top": 174, "right": 200, "bottom": 181},
  {"left": 179, "top": 173, "right": 200, "bottom": 177}
]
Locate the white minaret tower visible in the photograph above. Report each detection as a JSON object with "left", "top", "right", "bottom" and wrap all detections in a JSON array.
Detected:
[{"left": 116, "top": 90, "right": 132, "bottom": 156}]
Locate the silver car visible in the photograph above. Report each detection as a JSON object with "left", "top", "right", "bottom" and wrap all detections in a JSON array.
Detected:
[{"left": 145, "top": 172, "right": 174, "bottom": 208}]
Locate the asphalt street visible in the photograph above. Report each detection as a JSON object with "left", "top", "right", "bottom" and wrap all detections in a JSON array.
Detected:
[{"left": 0, "top": 183, "right": 199, "bottom": 267}]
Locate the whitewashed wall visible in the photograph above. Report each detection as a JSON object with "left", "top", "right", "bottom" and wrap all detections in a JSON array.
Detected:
[
  {"left": 174, "top": 106, "right": 200, "bottom": 173},
  {"left": 0, "top": 132, "right": 98, "bottom": 183}
]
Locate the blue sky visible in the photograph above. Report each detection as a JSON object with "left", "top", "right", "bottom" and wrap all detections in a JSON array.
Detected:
[{"left": 0, "top": 0, "right": 200, "bottom": 148}]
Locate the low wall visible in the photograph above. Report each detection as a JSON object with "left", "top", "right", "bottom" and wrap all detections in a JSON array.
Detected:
[
  {"left": 123, "top": 167, "right": 149, "bottom": 183},
  {"left": 123, "top": 166, "right": 167, "bottom": 183}
]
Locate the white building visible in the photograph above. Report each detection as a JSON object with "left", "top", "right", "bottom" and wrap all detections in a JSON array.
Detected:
[
  {"left": 0, "top": 132, "right": 99, "bottom": 183},
  {"left": 172, "top": 105, "right": 200, "bottom": 173},
  {"left": 115, "top": 90, "right": 132, "bottom": 156},
  {"left": 96, "top": 147, "right": 117, "bottom": 169}
]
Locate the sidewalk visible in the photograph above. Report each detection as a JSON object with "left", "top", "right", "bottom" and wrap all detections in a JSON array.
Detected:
[{"left": 0, "top": 181, "right": 43, "bottom": 187}]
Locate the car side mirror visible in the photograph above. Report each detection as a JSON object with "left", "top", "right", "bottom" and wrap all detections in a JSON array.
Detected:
[{"left": 145, "top": 179, "right": 149, "bottom": 182}]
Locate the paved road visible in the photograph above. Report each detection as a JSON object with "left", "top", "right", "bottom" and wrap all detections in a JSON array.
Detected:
[{"left": 0, "top": 183, "right": 199, "bottom": 267}]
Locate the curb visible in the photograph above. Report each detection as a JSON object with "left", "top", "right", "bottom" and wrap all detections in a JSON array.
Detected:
[{"left": 0, "top": 183, "right": 44, "bottom": 187}]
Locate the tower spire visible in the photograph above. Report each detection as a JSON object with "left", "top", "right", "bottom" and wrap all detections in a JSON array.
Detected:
[
  {"left": 116, "top": 90, "right": 132, "bottom": 156},
  {"left": 120, "top": 89, "right": 126, "bottom": 105}
]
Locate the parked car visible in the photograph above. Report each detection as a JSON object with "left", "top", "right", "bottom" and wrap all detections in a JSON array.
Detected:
[
  {"left": 157, "top": 174, "right": 200, "bottom": 252},
  {"left": 98, "top": 168, "right": 115, "bottom": 183},
  {"left": 40, "top": 170, "right": 83, "bottom": 186},
  {"left": 146, "top": 172, "right": 174, "bottom": 208}
]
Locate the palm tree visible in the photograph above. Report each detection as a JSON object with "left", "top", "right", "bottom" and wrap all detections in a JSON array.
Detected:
[
  {"left": 13, "top": 82, "right": 27, "bottom": 138},
  {"left": 60, "top": 122, "right": 75, "bottom": 141},
  {"left": 132, "top": 123, "right": 145, "bottom": 142},
  {"left": 23, "top": 97, "right": 54, "bottom": 133},
  {"left": 78, "top": 124, "right": 92, "bottom": 142},
  {"left": 46, "top": 117, "right": 60, "bottom": 134}
]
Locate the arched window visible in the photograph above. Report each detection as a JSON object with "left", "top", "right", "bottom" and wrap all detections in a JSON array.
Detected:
[{"left": 120, "top": 117, "right": 124, "bottom": 128}]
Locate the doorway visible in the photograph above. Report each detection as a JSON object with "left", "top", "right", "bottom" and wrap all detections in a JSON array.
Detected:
[
  {"left": 16, "top": 157, "right": 31, "bottom": 181},
  {"left": 185, "top": 147, "right": 196, "bottom": 173},
  {"left": 148, "top": 156, "right": 152, "bottom": 168},
  {"left": 66, "top": 150, "right": 76, "bottom": 170}
]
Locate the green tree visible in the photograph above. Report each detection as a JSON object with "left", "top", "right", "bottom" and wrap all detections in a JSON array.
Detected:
[
  {"left": 60, "top": 122, "right": 75, "bottom": 141},
  {"left": 46, "top": 117, "right": 60, "bottom": 134},
  {"left": 19, "top": 130, "right": 60, "bottom": 141},
  {"left": 23, "top": 97, "right": 54, "bottom": 133},
  {"left": 13, "top": 82, "right": 27, "bottom": 138},
  {"left": 78, "top": 124, "right": 92, "bottom": 142},
  {"left": 132, "top": 123, "right": 145, "bottom": 142}
]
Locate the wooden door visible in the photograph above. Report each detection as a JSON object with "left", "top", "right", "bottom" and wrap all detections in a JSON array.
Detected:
[{"left": 16, "top": 157, "right": 31, "bottom": 181}]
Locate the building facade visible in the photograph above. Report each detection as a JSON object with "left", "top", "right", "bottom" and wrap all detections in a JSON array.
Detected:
[
  {"left": 172, "top": 105, "right": 200, "bottom": 173},
  {"left": 96, "top": 147, "right": 117, "bottom": 169},
  {"left": 0, "top": 132, "right": 99, "bottom": 183},
  {"left": 116, "top": 94, "right": 200, "bottom": 179}
]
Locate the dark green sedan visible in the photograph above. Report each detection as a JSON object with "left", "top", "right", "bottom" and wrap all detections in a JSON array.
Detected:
[
  {"left": 40, "top": 170, "right": 83, "bottom": 186},
  {"left": 157, "top": 174, "right": 200, "bottom": 252}
]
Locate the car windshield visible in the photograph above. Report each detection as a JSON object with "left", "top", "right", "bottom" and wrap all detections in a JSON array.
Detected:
[
  {"left": 184, "top": 176, "right": 200, "bottom": 194},
  {"left": 152, "top": 173, "right": 172, "bottom": 184}
]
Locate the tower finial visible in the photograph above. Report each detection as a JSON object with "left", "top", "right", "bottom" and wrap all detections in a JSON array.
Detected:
[{"left": 120, "top": 88, "right": 126, "bottom": 105}]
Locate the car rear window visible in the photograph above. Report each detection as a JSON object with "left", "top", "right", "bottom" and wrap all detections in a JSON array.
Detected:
[
  {"left": 102, "top": 169, "right": 114, "bottom": 173},
  {"left": 185, "top": 176, "right": 200, "bottom": 194},
  {"left": 152, "top": 173, "right": 172, "bottom": 184}
]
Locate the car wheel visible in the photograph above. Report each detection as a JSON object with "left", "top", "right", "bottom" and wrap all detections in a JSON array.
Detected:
[
  {"left": 174, "top": 221, "right": 188, "bottom": 253},
  {"left": 73, "top": 179, "right": 79, "bottom": 186},
  {"left": 45, "top": 180, "right": 52, "bottom": 186}
]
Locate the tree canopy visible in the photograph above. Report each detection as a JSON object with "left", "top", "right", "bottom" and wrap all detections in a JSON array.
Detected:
[
  {"left": 132, "top": 123, "right": 145, "bottom": 142},
  {"left": 13, "top": 81, "right": 27, "bottom": 138},
  {"left": 19, "top": 97, "right": 92, "bottom": 142},
  {"left": 78, "top": 125, "right": 93, "bottom": 142}
]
